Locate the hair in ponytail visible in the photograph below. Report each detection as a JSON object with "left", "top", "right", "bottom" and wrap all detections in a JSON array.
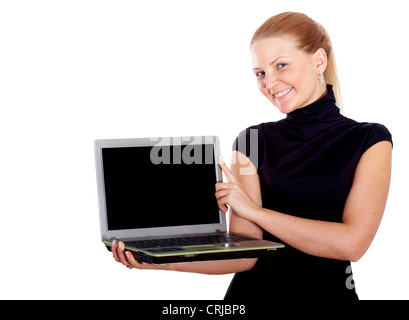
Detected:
[{"left": 251, "top": 12, "right": 342, "bottom": 109}]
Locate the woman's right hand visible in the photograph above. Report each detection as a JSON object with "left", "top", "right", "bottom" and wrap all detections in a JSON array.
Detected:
[
  {"left": 111, "top": 240, "right": 165, "bottom": 270},
  {"left": 110, "top": 239, "right": 256, "bottom": 274}
]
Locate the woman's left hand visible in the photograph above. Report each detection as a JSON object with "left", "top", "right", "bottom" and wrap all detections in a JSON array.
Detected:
[{"left": 215, "top": 157, "right": 262, "bottom": 222}]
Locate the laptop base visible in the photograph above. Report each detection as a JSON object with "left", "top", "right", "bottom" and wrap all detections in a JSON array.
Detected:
[{"left": 104, "top": 239, "right": 284, "bottom": 264}]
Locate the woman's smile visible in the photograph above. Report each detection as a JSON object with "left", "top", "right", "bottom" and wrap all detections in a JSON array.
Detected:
[{"left": 271, "top": 87, "right": 294, "bottom": 99}]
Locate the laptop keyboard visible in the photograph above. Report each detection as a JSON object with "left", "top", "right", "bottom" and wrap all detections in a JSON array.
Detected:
[{"left": 124, "top": 233, "right": 256, "bottom": 251}]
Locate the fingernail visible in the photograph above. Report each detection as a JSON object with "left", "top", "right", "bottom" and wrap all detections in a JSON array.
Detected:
[
  {"left": 112, "top": 240, "right": 116, "bottom": 246},
  {"left": 218, "top": 156, "right": 225, "bottom": 164}
]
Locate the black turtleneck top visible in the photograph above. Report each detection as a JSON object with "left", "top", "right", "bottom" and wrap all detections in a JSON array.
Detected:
[{"left": 226, "top": 85, "right": 392, "bottom": 300}]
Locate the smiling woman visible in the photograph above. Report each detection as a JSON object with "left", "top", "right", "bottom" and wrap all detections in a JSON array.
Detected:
[
  {"left": 220, "top": 12, "right": 393, "bottom": 300},
  {"left": 109, "top": 11, "right": 393, "bottom": 301}
]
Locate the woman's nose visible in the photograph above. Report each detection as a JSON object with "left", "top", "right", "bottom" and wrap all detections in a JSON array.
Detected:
[{"left": 265, "top": 73, "right": 278, "bottom": 92}]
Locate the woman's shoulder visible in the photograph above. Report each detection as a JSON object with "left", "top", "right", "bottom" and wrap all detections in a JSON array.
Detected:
[
  {"left": 354, "top": 121, "right": 393, "bottom": 153},
  {"left": 232, "top": 121, "right": 281, "bottom": 169},
  {"left": 355, "top": 121, "right": 391, "bottom": 135},
  {"left": 338, "top": 115, "right": 393, "bottom": 155}
]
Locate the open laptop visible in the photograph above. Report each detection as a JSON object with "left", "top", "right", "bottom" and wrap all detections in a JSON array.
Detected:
[{"left": 95, "top": 136, "right": 284, "bottom": 264}]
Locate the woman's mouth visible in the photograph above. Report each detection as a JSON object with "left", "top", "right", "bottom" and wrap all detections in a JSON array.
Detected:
[{"left": 272, "top": 87, "right": 293, "bottom": 99}]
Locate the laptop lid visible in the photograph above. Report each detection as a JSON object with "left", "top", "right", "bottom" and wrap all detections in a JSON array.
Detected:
[{"left": 95, "top": 136, "right": 226, "bottom": 242}]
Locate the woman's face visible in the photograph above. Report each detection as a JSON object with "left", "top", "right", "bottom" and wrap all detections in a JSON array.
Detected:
[{"left": 251, "top": 36, "right": 327, "bottom": 114}]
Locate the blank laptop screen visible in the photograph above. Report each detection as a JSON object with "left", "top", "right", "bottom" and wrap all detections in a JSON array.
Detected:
[{"left": 101, "top": 144, "right": 220, "bottom": 230}]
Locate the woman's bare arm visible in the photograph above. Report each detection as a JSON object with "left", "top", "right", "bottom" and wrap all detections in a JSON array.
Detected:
[{"left": 217, "top": 141, "right": 392, "bottom": 262}]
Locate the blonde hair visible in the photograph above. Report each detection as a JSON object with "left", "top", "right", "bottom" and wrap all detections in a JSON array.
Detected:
[{"left": 251, "top": 12, "right": 342, "bottom": 108}]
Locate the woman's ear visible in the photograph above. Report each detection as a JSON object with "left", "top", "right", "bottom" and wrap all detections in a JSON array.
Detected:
[{"left": 314, "top": 48, "right": 328, "bottom": 74}]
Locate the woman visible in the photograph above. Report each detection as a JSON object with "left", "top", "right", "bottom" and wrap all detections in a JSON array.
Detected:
[{"left": 112, "top": 12, "right": 392, "bottom": 300}]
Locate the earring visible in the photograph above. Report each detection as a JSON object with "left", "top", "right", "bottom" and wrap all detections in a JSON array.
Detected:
[{"left": 319, "top": 70, "right": 325, "bottom": 87}]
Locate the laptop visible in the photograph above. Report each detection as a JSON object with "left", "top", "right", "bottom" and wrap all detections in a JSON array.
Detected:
[{"left": 95, "top": 136, "right": 284, "bottom": 264}]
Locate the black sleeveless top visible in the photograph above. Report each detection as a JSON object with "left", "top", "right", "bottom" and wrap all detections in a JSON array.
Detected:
[{"left": 226, "top": 86, "right": 392, "bottom": 300}]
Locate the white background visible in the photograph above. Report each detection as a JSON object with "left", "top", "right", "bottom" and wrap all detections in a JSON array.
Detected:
[{"left": 1, "top": 0, "right": 408, "bottom": 300}]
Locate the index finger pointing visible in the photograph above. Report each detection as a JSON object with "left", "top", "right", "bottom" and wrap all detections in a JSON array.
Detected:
[{"left": 217, "top": 156, "right": 237, "bottom": 183}]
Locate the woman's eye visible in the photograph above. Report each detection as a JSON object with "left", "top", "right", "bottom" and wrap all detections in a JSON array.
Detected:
[
  {"left": 255, "top": 71, "right": 265, "bottom": 78},
  {"left": 277, "top": 63, "right": 287, "bottom": 69}
]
